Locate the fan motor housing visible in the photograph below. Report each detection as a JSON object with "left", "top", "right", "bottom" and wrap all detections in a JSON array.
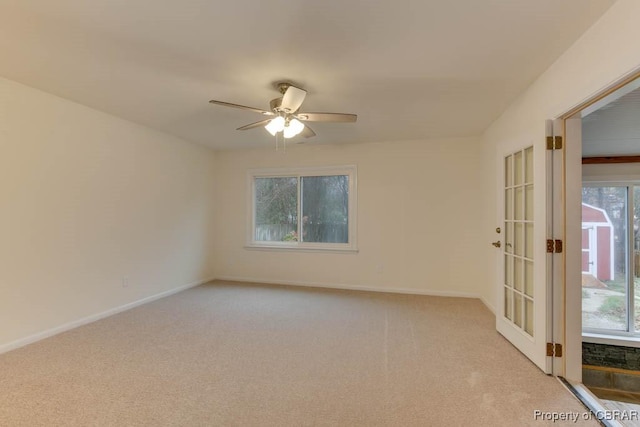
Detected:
[{"left": 269, "top": 97, "right": 283, "bottom": 112}]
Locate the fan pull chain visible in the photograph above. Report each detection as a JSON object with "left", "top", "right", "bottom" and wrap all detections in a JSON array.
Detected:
[{"left": 274, "top": 131, "right": 287, "bottom": 153}]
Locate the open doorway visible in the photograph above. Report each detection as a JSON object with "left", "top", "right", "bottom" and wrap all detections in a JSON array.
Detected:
[{"left": 566, "top": 76, "right": 640, "bottom": 411}]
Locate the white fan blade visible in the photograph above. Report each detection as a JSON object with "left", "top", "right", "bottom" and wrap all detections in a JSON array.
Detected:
[
  {"left": 237, "top": 119, "right": 272, "bottom": 131},
  {"left": 300, "top": 125, "right": 316, "bottom": 138},
  {"left": 295, "top": 112, "right": 357, "bottom": 122},
  {"left": 209, "top": 100, "right": 273, "bottom": 116},
  {"left": 281, "top": 86, "right": 307, "bottom": 113}
]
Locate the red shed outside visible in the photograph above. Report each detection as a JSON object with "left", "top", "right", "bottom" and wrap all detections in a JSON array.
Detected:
[{"left": 582, "top": 203, "right": 614, "bottom": 281}]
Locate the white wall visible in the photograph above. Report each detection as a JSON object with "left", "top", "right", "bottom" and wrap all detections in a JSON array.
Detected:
[
  {"left": 583, "top": 163, "right": 640, "bottom": 181},
  {"left": 480, "top": 0, "right": 640, "bottom": 308},
  {"left": 479, "top": 0, "right": 640, "bottom": 380},
  {"left": 0, "top": 77, "right": 217, "bottom": 351},
  {"left": 213, "top": 138, "right": 485, "bottom": 300}
]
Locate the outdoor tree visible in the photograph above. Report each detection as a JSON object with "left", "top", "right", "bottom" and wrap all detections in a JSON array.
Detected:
[
  {"left": 302, "top": 176, "right": 349, "bottom": 243},
  {"left": 254, "top": 175, "right": 349, "bottom": 243},
  {"left": 255, "top": 177, "right": 298, "bottom": 240}
]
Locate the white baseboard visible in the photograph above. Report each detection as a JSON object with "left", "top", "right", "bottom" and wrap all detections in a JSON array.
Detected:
[
  {"left": 479, "top": 296, "right": 496, "bottom": 314},
  {"left": 0, "top": 276, "right": 214, "bottom": 355},
  {"left": 214, "top": 275, "right": 484, "bottom": 300}
]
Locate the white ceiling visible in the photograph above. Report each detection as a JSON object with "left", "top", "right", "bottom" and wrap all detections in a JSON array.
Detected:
[{"left": 0, "top": 0, "right": 615, "bottom": 150}]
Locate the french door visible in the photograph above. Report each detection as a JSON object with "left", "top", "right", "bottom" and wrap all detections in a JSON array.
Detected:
[{"left": 495, "top": 130, "right": 556, "bottom": 374}]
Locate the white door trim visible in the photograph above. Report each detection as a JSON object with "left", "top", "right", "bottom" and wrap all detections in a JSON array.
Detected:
[{"left": 564, "top": 116, "right": 584, "bottom": 382}]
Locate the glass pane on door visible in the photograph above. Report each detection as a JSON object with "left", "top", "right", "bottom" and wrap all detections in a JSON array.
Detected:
[
  {"left": 503, "top": 147, "right": 534, "bottom": 337},
  {"left": 524, "top": 298, "right": 534, "bottom": 335}
]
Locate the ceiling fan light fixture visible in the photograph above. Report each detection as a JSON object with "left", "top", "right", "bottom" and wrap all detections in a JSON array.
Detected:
[
  {"left": 265, "top": 116, "right": 285, "bottom": 135},
  {"left": 283, "top": 118, "right": 305, "bottom": 139},
  {"left": 209, "top": 82, "right": 357, "bottom": 146}
]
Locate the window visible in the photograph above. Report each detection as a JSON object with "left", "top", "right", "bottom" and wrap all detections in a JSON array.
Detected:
[
  {"left": 582, "top": 184, "right": 640, "bottom": 336},
  {"left": 248, "top": 166, "right": 357, "bottom": 251}
]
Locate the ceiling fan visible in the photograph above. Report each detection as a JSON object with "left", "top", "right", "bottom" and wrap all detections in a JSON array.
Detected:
[{"left": 208, "top": 82, "right": 357, "bottom": 141}]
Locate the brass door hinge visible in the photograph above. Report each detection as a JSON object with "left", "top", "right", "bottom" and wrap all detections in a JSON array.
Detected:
[
  {"left": 546, "top": 135, "right": 563, "bottom": 150},
  {"left": 546, "top": 239, "right": 563, "bottom": 253},
  {"left": 546, "top": 342, "right": 563, "bottom": 357}
]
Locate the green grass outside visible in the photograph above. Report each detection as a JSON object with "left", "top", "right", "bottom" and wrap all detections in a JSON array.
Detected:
[{"left": 595, "top": 276, "right": 640, "bottom": 330}]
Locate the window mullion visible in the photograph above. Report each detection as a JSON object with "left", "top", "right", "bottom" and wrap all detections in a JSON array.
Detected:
[
  {"left": 628, "top": 186, "right": 635, "bottom": 333},
  {"left": 298, "top": 176, "right": 303, "bottom": 243},
  {"left": 252, "top": 177, "right": 258, "bottom": 243}
]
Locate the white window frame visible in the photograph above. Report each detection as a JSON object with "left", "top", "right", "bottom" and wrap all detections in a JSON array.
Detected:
[
  {"left": 246, "top": 165, "right": 358, "bottom": 252},
  {"left": 581, "top": 180, "right": 640, "bottom": 344}
]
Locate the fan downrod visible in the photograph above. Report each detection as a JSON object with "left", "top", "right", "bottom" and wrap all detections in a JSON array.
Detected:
[
  {"left": 276, "top": 82, "right": 292, "bottom": 94},
  {"left": 268, "top": 82, "right": 296, "bottom": 112}
]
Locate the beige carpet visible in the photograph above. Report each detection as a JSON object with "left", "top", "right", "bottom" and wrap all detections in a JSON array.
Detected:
[{"left": 0, "top": 281, "right": 597, "bottom": 426}]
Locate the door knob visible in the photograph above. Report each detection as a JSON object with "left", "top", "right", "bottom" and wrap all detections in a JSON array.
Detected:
[{"left": 491, "top": 241, "right": 501, "bottom": 248}]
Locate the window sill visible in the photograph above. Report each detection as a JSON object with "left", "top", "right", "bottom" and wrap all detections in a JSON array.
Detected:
[
  {"left": 244, "top": 244, "right": 359, "bottom": 254},
  {"left": 582, "top": 332, "right": 640, "bottom": 348}
]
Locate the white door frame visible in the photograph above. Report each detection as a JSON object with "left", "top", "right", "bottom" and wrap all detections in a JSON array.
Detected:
[
  {"left": 564, "top": 116, "right": 583, "bottom": 382},
  {"left": 582, "top": 225, "right": 597, "bottom": 277},
  {"left": 561, "top": 67, "right": 640, "bottom": 383}
]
